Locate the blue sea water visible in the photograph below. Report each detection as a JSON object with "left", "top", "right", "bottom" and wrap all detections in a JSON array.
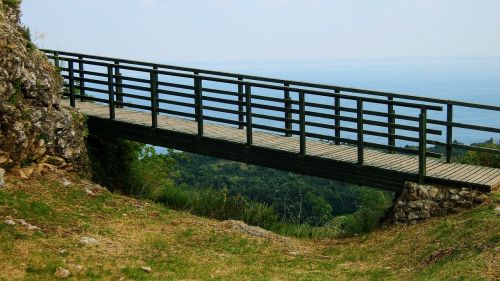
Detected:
[{"left": 79, "top": 56, "right": 500, "bottom": 149}]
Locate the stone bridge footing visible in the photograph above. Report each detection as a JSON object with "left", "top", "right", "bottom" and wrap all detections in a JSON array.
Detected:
[{"left": 392, "top": 181, "right": 490, "bottom": 225}]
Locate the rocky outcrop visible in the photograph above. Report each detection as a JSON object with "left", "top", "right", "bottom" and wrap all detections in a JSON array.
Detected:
[
  {"left": 393, "top": 181, "right": 489, "bottom": 225},
  {"left": 0, "top": 1, "right": 89, "bottom": 178}
]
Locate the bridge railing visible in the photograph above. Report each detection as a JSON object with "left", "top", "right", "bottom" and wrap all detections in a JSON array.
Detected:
[{"left": 42, "top": 50, "right": 500, "bottom": 184}]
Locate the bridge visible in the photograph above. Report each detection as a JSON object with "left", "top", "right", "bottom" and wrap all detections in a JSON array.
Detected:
[{"left": 42, "top": 50, "right": 500, "bottom": 192}]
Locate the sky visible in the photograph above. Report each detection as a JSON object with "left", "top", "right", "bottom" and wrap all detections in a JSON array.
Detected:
[{"left": 21, "top": 0, "right": 500, "bottom": 65}]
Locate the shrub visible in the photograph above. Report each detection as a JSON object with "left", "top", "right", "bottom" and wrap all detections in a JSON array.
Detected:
[
  {"left": 242, "top": 202, "right": 278, "bottom": 230},
  {"left": 459, "top": 139, "right": 500, "bottom": 168},
  {"left": 157, "top": 186, "right": 193, "bottom": 210}
]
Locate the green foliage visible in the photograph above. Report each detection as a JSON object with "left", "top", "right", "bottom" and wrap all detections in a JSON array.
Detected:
[
  {"left": 8, "top": 79, "right": 22, "bottom": 106},
  {"left": 21, "top": 26, "right": 30, "bottom": 41},
  {"left": 156, "top": 186, "right": 278, "bottom": 230},
  {"left": 20, "top": 159, "right": 32, "bottom": 167},
  {"left": 328, "top": 188, "right": 392, "bottom": 236},
  {"left": 87, "top": 137, "right": 279, "bottom": 230},
  {"left": 20, "top": 26, "right": 36, "bottom": 51},
  {"left": 26, "top": 41, "right": 35, "bottom": 51},
  {"left": 172, "top": 153, "right": 393, "bottom": 227},
  {"left": 36, "top": 133, "right": 49, "bottom": 143},
  {"left": 70, "top": 110, "right": 88, "bottom": 137},
  {"left": 3, "top": 0, "right": 20, "bottom": 8},
  {"left": 87, "top": 137, "right": 394, "bottom": 237},
  {"left": 86, "top": 134, "right": 146, "bottom": 192},
  {"left": 128, "top": 147, "right": 178, "bottom": 199},
  {"left": 459, "top": 138, "right": 500, "bottom": 168}
]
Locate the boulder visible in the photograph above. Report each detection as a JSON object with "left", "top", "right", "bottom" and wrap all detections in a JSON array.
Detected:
[
  {"left": 0, "top": 1, "right": 89, "bottom": 175},
  {"left": 54, "top": 267, "right": 70, "bottom": 279}
]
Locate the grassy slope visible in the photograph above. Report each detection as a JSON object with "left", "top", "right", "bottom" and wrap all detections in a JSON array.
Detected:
[{"left": 0, "top": 173, "right": 498, "bottom": 281}]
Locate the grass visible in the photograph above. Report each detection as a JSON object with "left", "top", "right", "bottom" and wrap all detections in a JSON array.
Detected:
[{"left": 0, "top": 173, "right": 498, "bottom": 280}]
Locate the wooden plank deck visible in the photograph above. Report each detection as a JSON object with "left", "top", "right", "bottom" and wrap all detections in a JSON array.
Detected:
[{"left": 66, "top": 100, "right": 500, "bottom": 190}]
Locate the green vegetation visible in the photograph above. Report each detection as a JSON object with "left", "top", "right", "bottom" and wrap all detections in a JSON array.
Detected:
[
  {"left": 406, "top": 138, "right": 500, "bottom": 165},
  {"left": 459, "top": 138, "right": 500, "bottom": 168},
  {"left": 19, "top": 26, "right": 36, "bottom": 51},
  {"left": 3, "top": 0, "right": 20, "bottom": 9},
  {"left": 0, "top": 174, "right": 497, "bottom": 280},
  {"left": 8, "top": 79, "right": 22, "bottom": 106},
  {"left": 86, "top": 136, "right": 498, "bottom": 238},
  {"left": 87, "top": 134, "right": 393, "bottom": 237}
]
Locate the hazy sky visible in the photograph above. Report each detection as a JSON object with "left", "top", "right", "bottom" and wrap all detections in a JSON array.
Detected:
[{"left": 21, "top": 0, "right": 500, "bottom": 64}]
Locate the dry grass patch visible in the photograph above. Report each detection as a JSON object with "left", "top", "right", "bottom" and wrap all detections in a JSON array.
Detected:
[{"left": 0, "top": 172, "right": 498, "bottom": 280}]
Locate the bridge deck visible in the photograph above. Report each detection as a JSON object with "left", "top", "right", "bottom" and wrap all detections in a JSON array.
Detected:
[{"left": 67, "top": 100, "right": 500, "bottom": 191}]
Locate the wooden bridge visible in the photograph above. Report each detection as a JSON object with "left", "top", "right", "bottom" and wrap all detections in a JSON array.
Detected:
[{"left": 43, "top": 50, "right": 500, "bottom": 192}]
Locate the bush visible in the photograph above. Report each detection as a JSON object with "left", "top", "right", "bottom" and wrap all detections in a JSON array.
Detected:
[
  {"left": 157, "top": 185, "right": 193, "bottom": 211},
  {"left": 331, "top": 188, "right": 392, "bottom": 236},
  {"left": 242, "top": 202, "right": 278, "bottom": 230},
  {"left": 459, "top": 139, "right": 500, "bottom": 168}
]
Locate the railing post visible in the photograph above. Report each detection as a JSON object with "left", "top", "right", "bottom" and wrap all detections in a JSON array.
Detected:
[
  {"left": 78, "top": 56, "right": 85, "bottom": 102},
  {"left": 388, "top": 96, "right": 395, "bottom": 153},
  {"left": 357, "top": 98, "right": 364, "bottom": 165},
  {"left": 299, "top": 90, "right": 306, "bottom": 155},
  {"left": 154, "top": 65, "right": 159, "bottom": 114},
  {"left": 446, "top": 102, "right": 453, "bottom": 163},
  {"left": 107, "top": 65, "right": 115, "bottom": 120},
  {"left": 419, "top": 107, "right": 427, "bottom": 184},
  {"left": 114, "top": 61, "right": 123, "bottom": 108},
  {"left": 194, "top": 72, "right": 200, "bottom": 122},
  {"left": 334, "top": 90, "right": 340, "bottom": 145},
  {"left": 245, "top": 83, "right": 253, "bottom": 145},
  {"left": 195, "top": 75, "right": 203, "bottom": 137},
  {"left": 285, "top": 83, "right": 292, "bottom": 137},
  {"left": 238, "top": 77, "right": 244, "bottom": 129},
  {"left": 68, "top": 59, "right": 75, "bottom": 108},
  {"left": 54, "top": 51, "right": 60, "bottom": 70},
  {"left": 150, "top": 69, "right": 158, "bottom": 128}
]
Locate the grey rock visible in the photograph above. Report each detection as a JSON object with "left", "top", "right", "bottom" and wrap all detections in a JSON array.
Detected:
[
  {"left": 0, "top": 5, "right": 89, "bottom": 174},
  {"left": 407, "top": 212, "right": 419, "bottom": 220},
  {"left": 418, "top": 210, "right": 431, "bottom": 218},
  {"left": 17, "top": 219, "right": 40, "bottom": 230},
  {"left": 141, "top": 266, "right": 152, "bottom": 273},
  {"left": 392, "top": 181, "right": 489, "bottom": 225},
  {"left": 54, "top": 267, "right": 70, "bottom": 279},
  {"left": 79, "top": 236, "right": 98, "bottom": 246}
]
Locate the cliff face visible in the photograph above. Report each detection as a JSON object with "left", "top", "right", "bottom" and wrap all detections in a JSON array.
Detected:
[{"left": 0, "top": 1, "right": 89, "bottom": 177}]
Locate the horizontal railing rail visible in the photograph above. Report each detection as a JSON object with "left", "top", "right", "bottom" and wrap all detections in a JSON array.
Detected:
[{"left": 42, "top": 49, "right": 500, "bottom": 184}]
